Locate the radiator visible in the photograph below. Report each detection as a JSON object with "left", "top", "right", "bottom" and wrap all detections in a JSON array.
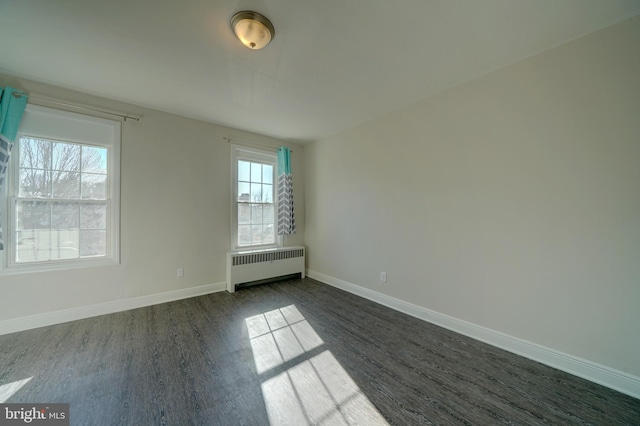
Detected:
[{"left": 226, "top": 246, "right": 305, "bottom": 293}]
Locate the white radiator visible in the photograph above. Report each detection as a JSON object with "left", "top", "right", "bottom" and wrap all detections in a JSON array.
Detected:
[{"left": 226, "top": 246, "right": 305, "bottom": 293}]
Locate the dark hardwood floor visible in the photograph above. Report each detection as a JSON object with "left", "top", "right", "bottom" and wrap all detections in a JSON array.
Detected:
[{"left": 0, "top": 278, "right": 638, "bottom": 425}]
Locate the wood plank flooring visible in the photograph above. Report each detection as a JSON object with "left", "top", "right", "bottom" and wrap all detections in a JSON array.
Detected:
[{"left": 1, "top": 278, "right": 639, "bottom": 425}]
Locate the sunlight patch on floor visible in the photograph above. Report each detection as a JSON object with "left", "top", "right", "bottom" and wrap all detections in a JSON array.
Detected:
[
  {"left": 246, "top": 304, "right": 324, "bottom": 374},
  {"left": 246, "top": 305, "right": 388, "bottom": 425},
  {"left": 0, "top": 377, "right": 33, "bottom": 403}
]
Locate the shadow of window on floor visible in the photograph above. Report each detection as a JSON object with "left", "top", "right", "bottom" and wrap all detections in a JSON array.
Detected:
[
  {"left": 246, "top": 305, "right": 388, "bottom": 425},
  {"left": 0, "top": 377, "right": 33, "bottom": 403}
]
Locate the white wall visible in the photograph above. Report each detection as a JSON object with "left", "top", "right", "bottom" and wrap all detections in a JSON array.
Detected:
[
  {"left": 0, "top": 75, "right": 305, "bottom": 323},
  {"left": 305, "top": 17, "right": 640, "bottom": 377}
]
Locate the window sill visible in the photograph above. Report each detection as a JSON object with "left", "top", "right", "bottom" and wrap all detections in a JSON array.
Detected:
[{"left": 0, "top": 257, "right": 119, "bottom": 276}]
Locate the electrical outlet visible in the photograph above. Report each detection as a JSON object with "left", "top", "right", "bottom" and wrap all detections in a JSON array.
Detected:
[
  {"left": 380, "top": 272, "right": 387, "bottom": 282},
  {"left": 177, "top": 268, "right": 184, "bottom": 278}
]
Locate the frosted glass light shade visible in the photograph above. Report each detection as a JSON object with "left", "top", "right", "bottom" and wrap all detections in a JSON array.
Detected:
[{"left": 231, "top": 11, "right": 274, "bottom": 50}]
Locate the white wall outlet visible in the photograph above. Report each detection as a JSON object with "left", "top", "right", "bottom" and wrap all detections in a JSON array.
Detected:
[
  {"left": 177, "top": 268, "right": 184, "bottom": 278},
  {"left": 380, "top": 272, "right": 387, "bottom": 282}
]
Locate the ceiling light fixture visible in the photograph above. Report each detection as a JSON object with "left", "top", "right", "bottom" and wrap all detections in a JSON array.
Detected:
[{"left": 231, "top": 11, "right": 275, "bottom": 50}]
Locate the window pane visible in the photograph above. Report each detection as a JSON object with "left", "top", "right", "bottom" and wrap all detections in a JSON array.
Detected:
[
  {"left": 19, "top": 138, "right": 51, "bottom": 169},
  {"left": 250, "top": 183, "right": 262, "bottom": 203},
  {"left": 251, "top": 224, "right": 263, "bottom": 245},
  {"left": 19, "top": 168, "right": 51, "bottom": 197},
  {"left": 81, "top": 173, "right": 107, "bottom": 200},
  {"left": 238, "top": 225, "right": 251, "bottom": 246},
  {"left": 81, "top": 146, "right": 107, "bottom": 173},
  {"left": 80, "top": 230, "right": 106, "bottom": 257},
  {"left": 52, "top": 142, "right": 80, "bottom": 172},
  {"left": 238, "top": 160, "right": 250, "bottom": 182},
  {"left": 16, "top": 230, "right": 50, "bottom": 262},
  {"left": 52, "top": 202, "right": 80, "bottom": 228},
  {"left": 251, "top": 163, "right": 262, "bottom": 183},
  {"left": 262, "top": 184, "right": 272, "bottom": 203},
  {"left": 263, "top": 205, "right": 274, "bottom": 224},
  {"left": 52, "top": 171, "right": 80, "bottom": 199},
  {"left": 251, "top": 204, "right": 262, "bottom": 224},
  {"left": 238, "top": 182, "right": 250, "bottom": 202},
  {"left": 263, "top": 224, "right": 275, "bottom": 244},
  {"left": 238, "top": 204, "right": 251, "bottom": 224},
  {"left": 50, "top": 230, "right": 80, "bottom": 260},
  {"left": 17, "top": 200, "right": 50, "bottom": 230},
  {"left": 81, "top": 203, "right": 107, "bottom": 229},
  {"left": 262, "top": 164, "right": 273, "bottom": 184}
]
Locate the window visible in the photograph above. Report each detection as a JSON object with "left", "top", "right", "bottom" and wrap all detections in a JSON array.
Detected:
[
  {"left": 1, "top": 105, "right": 120, "bottom": 272},
  {"left": 232, "top": 146, "right": 278, "bottom": 249}
]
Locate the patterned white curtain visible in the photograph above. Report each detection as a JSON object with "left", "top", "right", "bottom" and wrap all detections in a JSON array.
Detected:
[
  {"left": 0, "top": 87, "right": 29, "bottom": 250},
  {"left": 277, "top": 146, "right": 296, "bottom": 235}
]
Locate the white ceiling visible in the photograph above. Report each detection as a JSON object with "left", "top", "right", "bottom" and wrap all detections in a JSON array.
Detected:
[{"left": 1, "top": 0, "right": 639, "bottom": 142}]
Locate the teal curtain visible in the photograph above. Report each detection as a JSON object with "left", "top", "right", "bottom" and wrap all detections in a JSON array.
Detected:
[
  {"left": 0, "top": 87, "right": 29, "bottom": 250},
  {"left": 277, "top": 146, "right": 296, "bottom": 235}
]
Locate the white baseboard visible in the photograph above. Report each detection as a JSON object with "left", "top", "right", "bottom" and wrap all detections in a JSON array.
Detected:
[
  {"left": 0, "top": 282, "right": 226, "bottom": 336},
  {"left": 306, "top": 269, "right": 640, "bottom": 400}
]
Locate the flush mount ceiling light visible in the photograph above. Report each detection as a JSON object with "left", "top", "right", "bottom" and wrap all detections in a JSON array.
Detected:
[{"left": 231, "top": 11, "right": 275, "bottom": 50}]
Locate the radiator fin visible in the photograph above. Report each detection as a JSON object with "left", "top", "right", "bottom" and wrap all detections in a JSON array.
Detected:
[{"left": 232, "top": 248, "right": 304, "bottom": 266}]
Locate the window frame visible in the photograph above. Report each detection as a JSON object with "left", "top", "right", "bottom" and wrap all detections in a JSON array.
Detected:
[
  {"left": 231, "top": 145, "right": 280, "bottom": 251},
  {"left": 0, "top": 105, "right": 121, "bottom": 274}
]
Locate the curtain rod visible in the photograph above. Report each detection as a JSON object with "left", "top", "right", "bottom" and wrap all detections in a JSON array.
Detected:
[
  {"left": 12, "top": 92, "right": 141, "bottom": 122},
  {"left": 224, "top": 136, "right": 293, "bottom": 152}
]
